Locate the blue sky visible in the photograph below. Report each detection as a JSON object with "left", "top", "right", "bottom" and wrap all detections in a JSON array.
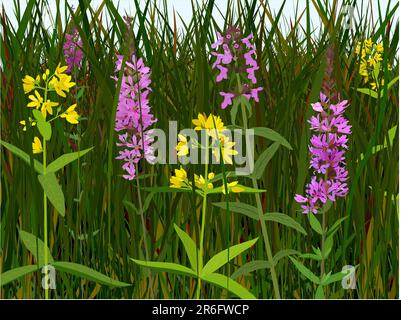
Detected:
[{"left": 2, "top": 0, "right": 395, "bottom": 36}]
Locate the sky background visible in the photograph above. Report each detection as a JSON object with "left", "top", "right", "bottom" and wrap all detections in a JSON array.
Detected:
[{"left": 1, "top": 0, "right": 396, "bottom": 36}]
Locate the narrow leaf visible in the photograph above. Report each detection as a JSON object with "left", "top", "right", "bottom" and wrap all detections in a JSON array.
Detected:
[
  {"left": 53, "top": 262, "right": 130, "bottom": 287},
  {"left": 201, "top": 273, "right": 256, "bottom": 299},
  {"left": 263, "top": 212, "right": 307, "bottom": 235},
  {"left": 38, "top": 173, "right": 65, "bottom": 216},
  {"left": 19, "top": 230, "right": 54, "bottom": 265},
  {"left": 0, "top": 140, "right": 43, "bottom": 174},
  {"left": 131, "top": 259, "right": 197, "bottom": 277},
  {"left": 251, "top": 142, "right": 280, "bottom": 179},
  {"left": 212, "top": 202, "right": 259, "bottom": 220},
  {"left": 202, "top": 238, "right": 258, "bottom": 276},
  {"left": 289, "top": 257, "right": 320, "bottom": 284},
  {"left": 230, "top": 260, "right": 270, "bottom": 279},
  {"left": 0, "top": 265, "right": 39, "bottom": 287},
  {"left": 253, "top": 127, "right": 293, "bottom": 150},
  {"left": 46, "top": 147, "right": 94, "bottom": 173},
  {"left": 174, "top": 224, "right": 199, "bottom": 272},
  {"left": 308, "top": 213, "right": 323, "bottom": 235}
]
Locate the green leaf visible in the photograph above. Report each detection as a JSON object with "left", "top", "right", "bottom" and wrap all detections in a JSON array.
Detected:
[
  {"left": 272, "top": 249, "right": 300, "bottom": 265},
  {"left": 383, "top": 76, "right": 399, "bottom": 93},
  {"left": 315, "top": 285, "right": 325, "bottom": 299},
  {"left": 201, "top": 238, "right": 258, "bottom": 276},
  {"left": 230, "top": 97, "right": 240, "bottom": 125},
  {"left": 327, "top": 216, "right": 348, "bottom": 237},
  {"left": 212, "top": 202, "right": 259, "bottom": 220},
  {"left": 37, "top": 121, "right": 52, "bottom": 141},
  {"left": 357, "top": 88, "right": 378, "bottom": 99},
  {"left": 230, "top": 260, "right": 270, "bottom": 279},
  {"left": 32, "top": 110, "right": 45, "bottom": 122},
  {"left": 251, "top": 142, "right": 280, "bottom": 179},
  {"left": 299, "top": 253, "right": 322, "bottom": 261},
  {"left": 0, "top": 140, "right": 43, "bottom": 174},
  {"left": 201, "top": 273, "right": 256, "bottom": 299},
  {"left": 131, "top": 259, "right": 197, "bottom": 277},
  {"left": 0, "top": 265, "right": 39, "bottom": 287},
  {"left": 53, "top": 261, "right": 130, "bottom": 287},
  {"left": 38, "top": 173, "right": 65, "bottom": 216},
  {"left": 263, "top": 212, "right": 307, "bottom": 235},
  {"left": 322, "top": 200, "right": 333, "bottom": 213},
  {"left": 308, "top": 213, "right": 323, "bottom": 235},
  {"left": 289, "top": 257, "right": 320, "bottom": 284},
  {"left": 208, "top": 184, "right": 265, "bottom": 195},
  {"left": 46, "top": 147, "right": 94, "bottom": 173},
  {"left": 173, "top": 224, "right": 199, "bottom": 272},
  {"left": 321, "top": 271, "right": 346, "bottom": 286},
  {"left": 323, "top": 234, "right": 333, "bottom": 259},
  {"left": 19, "top": 230, "right": 54, "bottom": 265},
  {"left": 253, "top": 127, "right": 293, "bottom": 150}
]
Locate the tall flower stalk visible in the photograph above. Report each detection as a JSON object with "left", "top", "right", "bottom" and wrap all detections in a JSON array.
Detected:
[
  {"left": 292, "top": 48, "right": 352, "bottom": 298},
  {"left": 211, "top": 27, "right": 281, "bottom": 298},
  {"left": 113, "top": 53, "right": 157, "bottom": 296}
]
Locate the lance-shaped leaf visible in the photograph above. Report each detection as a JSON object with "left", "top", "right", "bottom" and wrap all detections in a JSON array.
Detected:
[
  {"left": 19, "top": 230, "right": 54, "bottom": 265},
  {"left": 201, "top": 273, "right": 256, "bottom": 299},
  {"left": 230, "top": 260, "right": 271, "bottom": 279},
  {"left": 0, "top": 265, "right": 40, "bottom": 287},
  {"left": 38, "top": 173, "right": 65, "bottom": 216},
  {"left": 46, "top": 147, "right": 94, "bottom": 173},
  {"left": 131, "top": 259, "right": 197, "bottom": 278},
  {"left": 52, "top": 262, "right": 131, "bottom": 287},
  {"left": 174, "top": 224, "right": 200, "bottom": 272},
  {"left": 0, "top": 140, "right": 43, "bottom": 174},
  {"left": 36, "top": 121, "right": 52, "bottom": 141},
  {"left": 251, "top": 142, "right": 280, "bottom": 179},
  {"left": 213, "top": 202, "right": 259, "bottom": 220},
  {"left": 289, "top": 257, "right": 320, "bottom": 284},
  {"left": 201, "top": 238, "right": 258, "bottom": 276},
  {"left": 253, "top": 127, "right": 293, "bottom": 150},
  {"left": 308, "top": 213, "right": 323, "bottom": 235},
  {"left": 263, "top": 212, "right": 307, "bottom": 235}
]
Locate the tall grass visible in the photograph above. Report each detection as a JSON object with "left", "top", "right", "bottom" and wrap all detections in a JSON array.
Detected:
[{"left": 0, "top": 0, "right": 398, "bottom": 299}]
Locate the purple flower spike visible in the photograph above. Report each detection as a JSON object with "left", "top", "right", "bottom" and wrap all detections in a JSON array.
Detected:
[
  {"left": 295, "top": 93, "right": 351, "bottom": 214},
  {"left": 211, "top": 27, "right": 263, "bottom": 109},
  {"left": 113, "top": 54, "right": 157, "bottom": 180},
  {"left": 63, "top": 28, "right": 83, "bottom": 73}
]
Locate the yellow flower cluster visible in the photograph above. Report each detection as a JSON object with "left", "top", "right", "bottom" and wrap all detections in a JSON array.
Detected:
[
  {"left": 176, "top": 113, "right": 238, "bottom": 165},
  {"left": 170, "top": 167, "right": 243, "bottom": 194},
  {"left": 21, "top": 64, "right": 79, "bottom": 154},
  {"left": 355, "top": 38, "right": 386, "bottom": 90}
]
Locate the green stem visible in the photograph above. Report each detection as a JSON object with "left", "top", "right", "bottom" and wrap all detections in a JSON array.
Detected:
[
  {"left": 43, "top": 139, "right": 49, "bottom": 300},
  {"left": 320, "top": 210, "right": 326, "bottom": 297},
  {"left": 196, "top": 146, "right": 209, "bottom": 299},
  {"left": 236, "top": 75, "right": 280, "bottom": 299},
  {"left": 43, "top": 80, "right": 49, "bottom": 300},
  {"left": 135, "top": 164, "right": 154, "bottom": 298}
]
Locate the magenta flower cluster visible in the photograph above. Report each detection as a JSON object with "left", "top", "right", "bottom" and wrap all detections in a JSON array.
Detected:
[
  {"left": 294, "top": 93, "right": 352, "bottom": 214},
  {"left": 211, "top": 26, "right": 263, "bottom": 109},
  {"left": 113, "top": 54, "right": 157, "bottom": 180},
  {"left": 63, "top": 28, "right": 83, "bottom": 73}
]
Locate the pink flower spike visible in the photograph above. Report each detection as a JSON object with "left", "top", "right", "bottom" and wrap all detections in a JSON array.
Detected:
[
  {"left": 312, "top": 102, "right": 323, "bottom": 112},
  {"left": 216, "top": 65, "right": 228, "bottom": 82}
]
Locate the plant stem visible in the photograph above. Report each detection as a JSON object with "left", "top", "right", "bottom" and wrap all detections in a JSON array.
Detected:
[
  {"left": 320, "top": 211, "right": 326, "bottom": 276},
  {"left": 135, "top": 164, "right": 154, "bottom": 297},
  {"left": 236, "top": 75, "right": 280, "bottom": 298},
  {"left": 43, "top": 139, "right": 49, "bottom": 300},
  {"left": 196, "top": 145, "right": 209, "bottom": 299}
]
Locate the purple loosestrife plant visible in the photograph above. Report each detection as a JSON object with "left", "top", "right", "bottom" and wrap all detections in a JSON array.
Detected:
[
  {"left": 113, "top": 54, "right": 157, "bottom": 180},
  {"left": 211, "top": 26, "right": 263, "bottom": 109},
  {"left": 294, "top": 93, "right": 351, "bottom": 214},
  {"left": 290, "top": 48, "right": 354, "bottom": 299},
  {"left": 63, "top": 28, "right": 83, "bottom": 73}
]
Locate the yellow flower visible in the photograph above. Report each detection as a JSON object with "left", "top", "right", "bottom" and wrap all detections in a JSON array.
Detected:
[
  {"left": 27, "top": 90, "right": 43, "bottom": 109},
  {"left": 364, "top": 38, "right": 373, "bottom": 48},
  {"left": 19, "top": 118, "right": 36, "bottom": 131},
  {"left": 221, "top": 181, "right": 244, "bottom": 194},
  {"left": 170, "top": 167, "right": 190, "bottom": 189},
  {"left": 370, "top": 79, "right": 384, "bottom": 90},
  {"left": 373, "top": 52, "right": 382, "bottom": 64},
  {"left": 176, "top": 134, "right": 189, "bottom": 156},
  {"left": 32, "top": 137, "right": 43, "bottom": 154},
  {"left": 22, "top": 75, "right": 37, "bottom": 94},
  {"left": 212, "top": 135, "right": 238, "bottom": 165},
  {"left": 41, "top": 100, "right": 59, "bottom": 119},
  {"left": 55, "top": 63, "right": 68, "bottom": 76},
  {"left": 192, "top": 113, "right": 226, "bottom": 139},
  {"left": 50, "top": 73, "right": 75, "bottom": 98},
  {"left": 61, "top": 104, "right": 79, "bottom": 124},
  {"left": 194, "top": 174, "right": 213, "bottom": 190},
  {"left": 376, "top": 42, "right": 384, "bottom": 53},
  {"left": 42, "top": 69, "right": 50, "bottom": 81}
]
